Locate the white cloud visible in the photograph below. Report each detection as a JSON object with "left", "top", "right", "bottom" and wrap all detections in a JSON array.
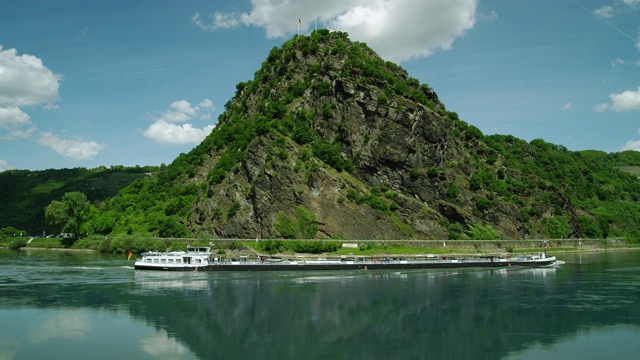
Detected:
[
  {"left": 143, "top": 119, "right": 214, "bottom": 145},
  {"left": 192, "top": 12, "right": 242, "bottom": 30},
  {"left": 621, "top": 140, "right": 640, "bottom": 151},
  {"left": 595, "top": 86, "right": 640, "bottom": 112},
  {"left": 2, "top": 126, "right": 36, "bottom": 140},
  {"left": 594, "top": 102, "right": 610, "bottom": 112},
  {"left": 0, "top": 106, "right": 36, "bottom": 140},
  {"left": 610, "top": 86, "right": 640, "bottom": 111},
  {"left": 0, "top": 106, "right": 31, "bottom": 128},
  {"left": 154, "top": 99, "right": 215, "bottom": 123},
  {"left": 612, "top": 57, "right": 640, "bottom": 67},
  {"left": 0, "top": 46, "right": 61, "bottom": 107},
  {"left": 0, "top": 159, "right": 13, "bottom": 172},
  {"left": 563, "top": 102, "right": 572, "bottom": 110},
  {"left": 38, "top": 132, "right": 105, "bottom": 161},
  {"left": 478, "top": 10, "right": 498, "bottom": 22},
  {"left": 192, "top": 0, "right": 478, "bottom": 62},
  {"left": 144, "top": 98, "right": 216, "bottom": 144},
  {"left": 0, "top": 46, "right": 62, "bottom": 139},
  {"left": 594, "top": 5, "right": 614, "bottom": 18},
  {"left": 623, "top": 0, "right": 640, "bottom": 9}
]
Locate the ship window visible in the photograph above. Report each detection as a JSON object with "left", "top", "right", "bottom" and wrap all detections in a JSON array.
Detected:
[
  {"left": 161, "top": 259, "right": 166, "bottom": 263},
  {"left": 168, "top": 259, "right": 173, "bottom": 263},
  {"left": 176, "top": 259, "right": 181, "bottom": 263}
]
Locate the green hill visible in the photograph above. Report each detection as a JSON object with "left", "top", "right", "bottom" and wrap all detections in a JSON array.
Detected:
[
  {"left": 4, "top": 30, "right": 640, "bottom": 243},
  {"left": 0, "top": 166, "right": 156, "bottom": 235},
  {"left": 86, "top": 30, "right": 640, "bottom": 242}
]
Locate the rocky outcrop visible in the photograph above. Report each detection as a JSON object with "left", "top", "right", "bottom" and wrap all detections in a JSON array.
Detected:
[{"left": 179, "top": 31, "right": 578, "bottom": 240}]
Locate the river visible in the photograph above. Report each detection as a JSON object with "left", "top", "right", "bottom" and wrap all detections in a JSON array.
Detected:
[{"left": 0, "top": 249, "right": 639, "bottom": 359}]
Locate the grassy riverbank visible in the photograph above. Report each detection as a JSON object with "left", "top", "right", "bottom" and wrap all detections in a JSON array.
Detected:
[{"left": 2, "top": 236, "right": 638, "bottom": 258}]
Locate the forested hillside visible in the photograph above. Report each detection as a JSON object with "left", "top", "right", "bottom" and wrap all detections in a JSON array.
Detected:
[
  {"left": 4, "top": 30, "right": 640, "bottom": 243},
  {"left": 81, "top": 30, "right": 640, "bottom": 242},
  {"left": 0, "top": 166, "right": 156, "bottom": 235}
]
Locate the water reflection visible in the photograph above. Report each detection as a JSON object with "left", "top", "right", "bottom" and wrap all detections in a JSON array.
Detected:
[
  {"left": 504, "top": 324, "right": 640, "bottom": 360},
  {"left": 0, "top": 308, "right": 198, "bottom": 360},
  {"left": 1, "top": 249, "right": 640, "bottom": 359}
]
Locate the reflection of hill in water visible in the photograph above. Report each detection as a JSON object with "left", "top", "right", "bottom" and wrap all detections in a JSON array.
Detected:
[
  {"left": 3, "top": 251, "right": 640, "bottom": 359},
  {"left": 116, "top": 263, "right": 640, "bottom": 359}
]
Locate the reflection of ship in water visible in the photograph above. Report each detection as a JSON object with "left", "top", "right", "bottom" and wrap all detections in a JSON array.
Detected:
[
  {"left": 133, "top": 271, "right": 210, "bottom": 293},
  {"left": 487, "top": 263, "right": 560, "bottom": 279}
]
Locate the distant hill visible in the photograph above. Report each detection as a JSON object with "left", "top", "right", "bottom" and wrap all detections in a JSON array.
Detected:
[
  {"left": 0, "top": 166, "right": 156, "bottom": 235},
  {"left": 5, "top": 30, "right": 640, "bottom": 242}
]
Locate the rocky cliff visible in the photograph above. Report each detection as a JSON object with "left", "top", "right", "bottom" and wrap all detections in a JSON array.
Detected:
[{"left": 164, "top": 30, "right": 577, "bottom": 240}]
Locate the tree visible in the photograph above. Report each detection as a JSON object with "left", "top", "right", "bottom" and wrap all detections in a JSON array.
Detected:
[
  {"left": 466, "top": 223, "right": 502, "bottom": 240},
  {"left": 45, "top": 192, "right": 91, "bottom": 244},
  {"left": 543, "top": 216, "right": 570, "bottom": 239}
]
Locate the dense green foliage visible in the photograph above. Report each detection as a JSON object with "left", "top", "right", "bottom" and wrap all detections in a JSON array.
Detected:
[
  {"left": 480, "top": 136, "right": 640, "bottom": 241},
  {"left": 44, "top": 191, "right": 91, "bottom": 245},
  {"left": 0, "top": 226, "right": 26, "bottom": 238},
  {"left": 0, "top": 166, "right": 155, "bottom": 235},
  {"left": 2, "top": 30, "right": 640, "bottom": 246},
  {"left": 274, "top": 206, "right": 319, "bottom": 239},
  {"left": 69, "top": 30, "right": 439, "bottom": 239},
  {"left": 257, "top": 239, "right": 340, "bottom": 255}
]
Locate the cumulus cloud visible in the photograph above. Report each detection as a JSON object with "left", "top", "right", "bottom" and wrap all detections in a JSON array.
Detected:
[
  {"left": 0, "top": 107, "right": 36, "bottom": 140},
  {"left": 621, "top": 129, "right": 640, "bottom": 151},
  {"left": 594, "top": 102, "right": 610, "bottom": 112},
  {"left": 621, "top": 139, "right": 640, "bottom": 151},
  {"left": 144, "top": 99, "right": 215, "bottom": 144},
  {"left": 38, "top": 132, "right": 105, "bottom": 161},
  {"left": 595, "top": 86, "right": 640, "bottom": 112},
  {"left": 0, "top": 46, "right": 61, "bottom": 107},
  {"left": 0, "top": 106, "right": 31, "bottom": 128},
  {"left": 0, "top": 46, "right": 61, "bottom": 139},
  {"left": 609, "top": 86, "right": 640, "bottom": 111},
  {"left": 0, "top": 159, "right": 13, "bottom": 172},
  {"left": 144, "top": 120, "right": 215, "bottom": 145},
  {"left": 192, "top": 12, "right": 242, "bottom": 30},
  {"left": 192, "top": 0, "right": 478, "bottom": 62}
]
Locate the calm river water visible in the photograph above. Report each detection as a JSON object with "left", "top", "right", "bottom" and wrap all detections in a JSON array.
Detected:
[{"left": 1, "top": 249, "right": 639, "bottom": 359}]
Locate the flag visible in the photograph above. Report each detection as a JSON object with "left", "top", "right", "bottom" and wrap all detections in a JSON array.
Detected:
[
  {"left": 127, "top": 250, "right": 132, "bottom": 261},
  {"left": 298, "top": 18, "right": 302, "bottom": 24}
]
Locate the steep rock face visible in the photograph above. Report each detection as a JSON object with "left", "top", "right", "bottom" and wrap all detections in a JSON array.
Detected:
[{"left": 174, "top": 31, "right": 577, "bottom": 240}]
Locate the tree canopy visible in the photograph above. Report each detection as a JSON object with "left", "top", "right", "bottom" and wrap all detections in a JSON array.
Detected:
[{"left": 45, "top": 191, "right": 91, "bottom": 244}]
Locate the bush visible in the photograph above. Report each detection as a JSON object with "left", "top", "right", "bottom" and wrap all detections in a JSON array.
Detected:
[
  {"left": 8, "top": 238, "right": 27, "bottom": 249},
  {"left": 475, "top": 197, "right": 491, "bottom": 212},
  {"left": 227, "top": 202, "right": 241, "bottom": 217},
  {"left": 258, "top": 239, "right": 286, "bottom": 255},
  {"left": 274, "top": 211, "right": 298, "bottom": 239},
  {"left": 466, "top": 223, "right": 501, "bottom": 240}
]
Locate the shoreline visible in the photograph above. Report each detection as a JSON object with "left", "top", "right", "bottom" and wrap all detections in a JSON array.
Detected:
[{"left": 5, "top": 244, "right": 639, "bottom": 257}]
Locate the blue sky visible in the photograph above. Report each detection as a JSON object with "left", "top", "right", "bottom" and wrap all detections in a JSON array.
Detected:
[{"left": 1, "top": 0, "right": 639, "bottom": 172}]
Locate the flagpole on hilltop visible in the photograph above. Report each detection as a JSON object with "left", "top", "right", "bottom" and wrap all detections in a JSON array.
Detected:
[{"left": 297, "top": 18, "right": 301, "bottom": 36}]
